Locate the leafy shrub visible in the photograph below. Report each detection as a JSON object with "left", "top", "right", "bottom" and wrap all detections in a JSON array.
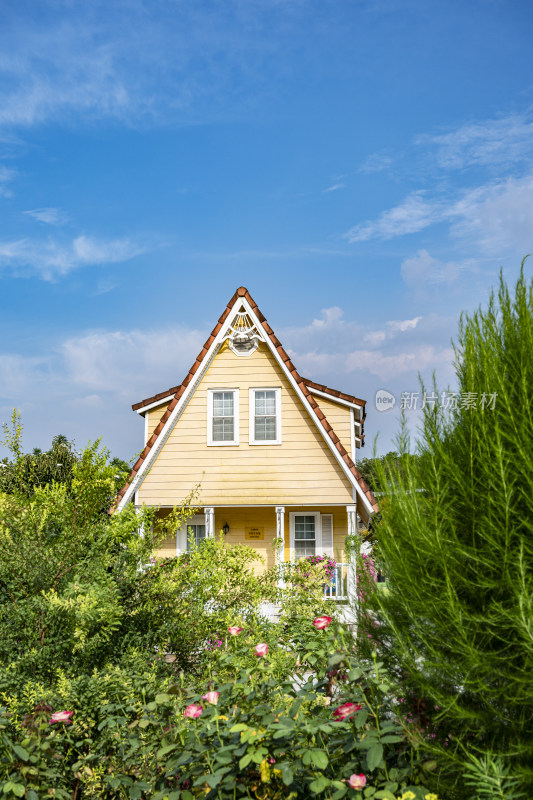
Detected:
[
  {"left": 365, "top": 264, "right": 533, "bottom": 798},
  {"left": 0, "top": 618, "right": 439, "bottom": 799}
]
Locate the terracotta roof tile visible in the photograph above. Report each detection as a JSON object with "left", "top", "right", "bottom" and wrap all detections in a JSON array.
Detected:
[
  {"left": 304, "top": 378, "right": 366, "bottom": 408},
  {"left": 114, "top": 287, "right": 379, "bottom": 514}
]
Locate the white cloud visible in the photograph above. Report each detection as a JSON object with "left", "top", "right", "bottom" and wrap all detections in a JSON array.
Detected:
[
  {"left": 0, "top": 354, "right": 50, "bottom": 396},
  {"left": 281, "top": 304, "right": 455, "bottom": 386},
  {"left": 0, "top": 323, "right": 207, "bottom": 457},
  {"left": 0, "top": 1, "right": 311, "bottom": 132},
  {"left": 0, "top": 165, "right": 17, "bottom": 197},
  {"left": 345, "top": 192, "right": 442, "bottom": 242},
  {"left": 62, "top": 326, "right": 206, "bottom": 399},
  {"left": 450, "top": 175, "right": 533, "bottom": 255},
  {"left": 387, "top": 316, "right": 422, "bottom": 332},
  {"left": 401, "top": 249, "right": 477, "bottom": 287},
  {"left": 345, "top": 345, "right": 453, "bottom": 379},
  {"left": 363, "top": 330, "right": 387, "bottom": 346},
  {"left": 418, "top": 111, "right": 533, "bottom": 171},
  {"left": 323, "top": 182, "right": 346, "bottom": 193},
  {"left": 0, "top": 234, "right": 146, "bottom": 280},
  {"left": 345, "top": 172, "right": 533, "bottom": 258},
  {"left": 23, "top": 207, "right": 68, "bottom": 225},
  {"left": 358, "top": 152, "right": 393, "bottom": 174}
]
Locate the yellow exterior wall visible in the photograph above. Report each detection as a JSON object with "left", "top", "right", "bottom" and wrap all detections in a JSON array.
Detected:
[
  {"left": 311, "top": 394, "right": 353, "bottom": 460},
  {"left": 137, "top": 341, "right": 354, "bottom": 507},
  {"left": 153, "top": 505, "right": 350, "bottom": 569},
  {"left": 145, "top": 402, "right": 171, "bottom": 441}
]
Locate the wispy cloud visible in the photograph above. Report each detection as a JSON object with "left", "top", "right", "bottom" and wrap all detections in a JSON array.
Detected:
[
  {"left": 358, "top": 152, "right": 393, "bottom": 174},
  {"left": 0, "top": 234, "right": 147, "bottom": 280},
  {"left": 323, "top": 182, "right": 346, "bottom": 193},
  {"left": 0, "top": 1, "right": 310, "bottom": 132},
  {"left": 0, "top": 353, "right": 50, "bottom": 397},
  {"left": 23, "top": 207, "right": 68, "bottom": 225},
  {"left": 0, "top": 165, "right": 17, "bottom": 196},
  {"left": 62, "top": 326, "right": 206, "bottom": 398},
  {"left": 401, "top": 249, "right": 478, "bottom": 288},
  {"left": 345, "top": 192, "right": 442, "bottom": 242},
  {"left": 449, "top": 174, "right": 533, "bottom": 255},
  {"left": 418, "top": 110, "right": 533, "bottom": 171},
  {"left": 345, "top": 172, "right": 533, "bottom": 256},
  {"left": 387, "top": 316, "right": 422, "bottom": 332}
]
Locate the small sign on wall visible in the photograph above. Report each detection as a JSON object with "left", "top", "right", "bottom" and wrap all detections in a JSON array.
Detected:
[{"left": 245, "top": 527, "right": 265, "bottom": 541}]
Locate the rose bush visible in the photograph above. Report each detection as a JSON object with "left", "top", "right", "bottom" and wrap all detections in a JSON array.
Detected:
[{"left": 0, "top": 616, "right": 439, "bottom": 799}]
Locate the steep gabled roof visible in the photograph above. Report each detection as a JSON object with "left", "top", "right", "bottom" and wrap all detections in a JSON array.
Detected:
[{"left": 113, "top": 287, "right": 378, "bottom": 514}]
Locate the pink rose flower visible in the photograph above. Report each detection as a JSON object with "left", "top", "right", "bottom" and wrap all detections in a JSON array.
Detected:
[
  {"left": 255, "top": 643, "right": 268, "bottom": 657},
  {"left": 49, "top": 710, "right": 73, "bottom": 724},
  {"left": 348, "top": 773, "right": 366, "bottom": 789},
  {"left": 184, "top": 703, "right": 203, "bottom": 719},
  {"left": 312, "top": 615, "right": 333, "bottom": 629},
  {"left": 332, "top": 702, "right": 362, "bottom": 720},
  {"left": 228, "top": 626, "right": 243, "bottom": 636},
  {"left": 202, "top": 691, "right": 220, "bottom": 705}
]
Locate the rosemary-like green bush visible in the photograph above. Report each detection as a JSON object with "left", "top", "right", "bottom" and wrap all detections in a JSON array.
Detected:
[{"left": 369, "top": 263, "right": 533, "bottom": 798}]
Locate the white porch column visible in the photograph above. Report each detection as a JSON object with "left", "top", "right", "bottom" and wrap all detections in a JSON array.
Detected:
[
  {"left": 204, "top": 507, "right": 215, "bottom": 538},
  {"left": 346, "top": 504, "right": 358, "bottom": 613},
  {"left": 275, "top": 506, "right": 285, "bottom": 588},
  {"left": 275, "top": 506, "right": 285, "bottom": 565},
  {"left": 135, "top": 493, "right": 145, "bottom": 538}
]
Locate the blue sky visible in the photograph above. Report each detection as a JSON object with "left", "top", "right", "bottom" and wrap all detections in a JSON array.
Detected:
[{"left": 1, "top": 0, "right": 532, "bottom": 461}]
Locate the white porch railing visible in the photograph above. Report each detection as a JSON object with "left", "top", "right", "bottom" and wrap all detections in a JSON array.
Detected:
[{"left": 323, "top": 562, "right": 351, "bottom": 601}]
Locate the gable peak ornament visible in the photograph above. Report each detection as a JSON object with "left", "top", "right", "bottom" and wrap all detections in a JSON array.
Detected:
[{"left": 225, "top": 305, "right": 262, "bottom": 356}]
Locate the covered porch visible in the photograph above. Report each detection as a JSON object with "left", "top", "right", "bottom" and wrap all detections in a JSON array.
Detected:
[{"left": 154, "top": 502, "right": 364, "bottom": 602}]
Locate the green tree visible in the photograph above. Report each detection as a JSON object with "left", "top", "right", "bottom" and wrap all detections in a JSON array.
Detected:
[
  {"left": 357, "top": 450, "right": 419, "bottom": 494},
  {"left": 0, "top": 414, "right": 130, "bottom": 496},
  {"left": 369, "top": 264, "right": 533, "bottom": 798},
  {"left": 0, "top": 412, "right": 185, "bottom": 683}
]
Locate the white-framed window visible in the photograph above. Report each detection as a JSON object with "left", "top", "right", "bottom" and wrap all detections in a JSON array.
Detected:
[
  {"left": 177, "top": 514, "right": 207, "bottom": 553},
  {"left": 249, "top": 388, "right": 281, "bottom": 445},
  {"left": 288, "top": 512, "right": 334, "bottom": 560},
  {"left": 207, "top": 389, "right": 239, "bottom": 446},
  {"left": 289, "top": 511, "right": 321, "bottom": 559}
]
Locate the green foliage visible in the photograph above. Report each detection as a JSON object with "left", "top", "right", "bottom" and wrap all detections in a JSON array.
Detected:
[
  {"left": 277, "top": 558, "right": 339, "bottom": 627},
  {"left": 124, "top": 537, "right": 278, "bottom": 672},
  {"left": 463, "top": 754, "right": 528, "bottom": 800},
  {"left": 0, "top": 413, "right": 441, "bottom": 798},
  {"left": 357, "top": 452, "right": 419, "bottom": 495},
  {"left": 0, "top": 620, "right": 437, "bottom": 799},
  {"left": 367, "top": 264, "right": 533, "bottom": 797},
  {"left": 0, "top": 411, "right": 130, "bottom": 496},
  {"left": 0, "top": 413, "right": 191, "bottom": 682}
]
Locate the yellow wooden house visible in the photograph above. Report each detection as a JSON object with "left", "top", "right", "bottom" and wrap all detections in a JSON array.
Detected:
[{"left": 115, "top": 287, "right": 378, "bottom": 599}]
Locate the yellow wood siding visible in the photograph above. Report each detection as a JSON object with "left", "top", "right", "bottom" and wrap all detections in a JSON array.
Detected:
[
  {"left": 153, "top": 505, "right": 350, "bottom": 571},
  {"left": 145, "top": 402, "right": 171, "bottom": 441},
  {"left": 311, "top": 394, "right": 353, "bottom": 461},
  {"left": 137, "top": 341, "right": 354, "bottom": 506}
]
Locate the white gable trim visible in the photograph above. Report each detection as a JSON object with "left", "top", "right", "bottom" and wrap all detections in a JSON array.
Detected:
[
  {"left": 118, "top": 295, "right": 374, "bottom": 515},
  {"left": 307, "top": 387, "right": 363, "bottom": 421},
  {"left": 117, "top": 333, "right": 234, "bottom": 511},
  {"left": 136, "top": 394, "right": 175, "bottom": 416}
]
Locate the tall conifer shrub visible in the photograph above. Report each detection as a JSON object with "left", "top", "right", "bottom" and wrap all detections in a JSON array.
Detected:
[{"left": 371, "top": 264, "right": 533, "bottom": 796}]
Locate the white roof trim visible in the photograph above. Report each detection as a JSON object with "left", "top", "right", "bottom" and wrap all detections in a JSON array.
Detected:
[
  {"left": 135, "top": 394, "right": 175, "bottom": 415},
  {"left": 307, "top": 386, "right": 363, "bottom": 416},
  {"left": 118, "top": 295, "right": 374, "bottom": 516}
]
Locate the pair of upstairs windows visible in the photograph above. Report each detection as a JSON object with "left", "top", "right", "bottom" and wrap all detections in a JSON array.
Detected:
[{"left": 207, "top": 388, "right": 281, "bottom": 445}]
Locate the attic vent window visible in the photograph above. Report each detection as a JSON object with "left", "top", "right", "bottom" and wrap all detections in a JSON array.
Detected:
[{"left": 227, "top": 309, "right": 260, "bottom": 356}]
